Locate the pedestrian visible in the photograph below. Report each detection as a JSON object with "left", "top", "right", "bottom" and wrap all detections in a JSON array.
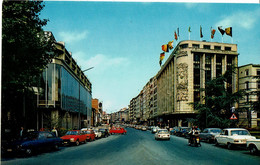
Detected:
[{"left": 52, "top": 127, "right": 58, "bottom": 137}]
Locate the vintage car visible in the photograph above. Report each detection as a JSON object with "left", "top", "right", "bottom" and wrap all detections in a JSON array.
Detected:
[
  {"left": 109, "top": 127, "right": 127, "bottom": 134},
  {"left": 93, "top": 129, "right": 102, "bottom": 139},
  {"left": 155, "top": 129, "right": 170, "bottom": 140},
  {"left": 60, "top": 130, "right": 87, "bottom": 146},
  {"left": 200, "top": 128, "right": 222, "bottom": 143},
  {"left": 247, "top": 139, "right": 260, "bottom": 155},
  {"left": 81, "top": 129, "right": 96, "bottom": 141},
  {"left": 215, "top": 128, "right": 256, "bottom": 149},
  {"left": 2, "top": 131, "right": 62, "bottom": 156},
  {"left": 99, "top": 128, "right": 110, "bottom": 137}
]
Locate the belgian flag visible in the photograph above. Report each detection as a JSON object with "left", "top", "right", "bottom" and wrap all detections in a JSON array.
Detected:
[
  {"left": 161, "top": 44, "right": 169, "bottom": 52},
  {"left": 225, "top": 27, "right": 232, "bottom": 37}
]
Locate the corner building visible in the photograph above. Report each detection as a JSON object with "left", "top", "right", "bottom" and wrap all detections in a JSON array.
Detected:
[{"left": 156, "top": 40, "right": 238, "bottom": 127}]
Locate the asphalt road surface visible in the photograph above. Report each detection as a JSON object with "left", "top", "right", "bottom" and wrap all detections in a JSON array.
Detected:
[{"left": 2, "top": 128, "right": 260, "bottom": 165}]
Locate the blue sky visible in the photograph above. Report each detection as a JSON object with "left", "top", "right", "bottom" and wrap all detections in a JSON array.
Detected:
[{"left": 40, "top": 1, "right": 260, "bottom": 113}]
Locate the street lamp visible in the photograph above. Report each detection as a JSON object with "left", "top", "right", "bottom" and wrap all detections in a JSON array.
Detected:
[{"left": 78, "top": 67, "right": 94, "bottom": 129}]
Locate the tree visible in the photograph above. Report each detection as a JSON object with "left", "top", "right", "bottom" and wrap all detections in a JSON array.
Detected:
[
  {"left": 191, "top": 67, "right": 243, "bottom": 129},
  {"left": 2, "top": 0, "right": 54, "bottom": 136}
]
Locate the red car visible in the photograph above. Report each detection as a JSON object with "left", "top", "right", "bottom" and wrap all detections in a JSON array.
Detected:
[
  {"left": 60, "top": 130, "right": 87, "bottom": 146},
  {"left": 110, "top": 128, "right": 127, "bottom": 134},
  {"left": 81, "top": 129, "right": 95, "bottom": 141}
]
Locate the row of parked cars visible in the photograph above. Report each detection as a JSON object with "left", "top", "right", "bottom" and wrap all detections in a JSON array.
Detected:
[{"left": 2, "top": 127, "right": 110, "bottom": 157}]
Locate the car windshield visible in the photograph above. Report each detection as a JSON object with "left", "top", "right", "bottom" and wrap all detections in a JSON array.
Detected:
[
  {"left": 158, "top": 130, "right": 168, "bottom": 134},
  {"left": 231, "top": 130, "right": 250, "bottom": 136},
  {"left": 210, "top": 129, "right": 221, "bottom": 133},
  {"left": 24, "top": 132, "right": 39, "bottom": 140},
  {"left": 83, "top": 131, "right": 91, "bottom": 134},
  {"left": 66, "top": 131, "right": 79, "bottom": 135}
]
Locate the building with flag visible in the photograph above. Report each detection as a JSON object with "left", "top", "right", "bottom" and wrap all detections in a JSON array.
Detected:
[{"left": 155, "top": 40, "right": 238, "bottom": 127}]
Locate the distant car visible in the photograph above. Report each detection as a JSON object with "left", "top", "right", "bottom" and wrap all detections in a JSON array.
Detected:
[
  {"left": 175, "top": 127, "right": 191, "bottom": 137},
  {"left": 215, "top": 128, "right": 256, "bottom": 149},
  {"left": 81, "top": 129, "right": 96, "bottom": 141},
  {"left": 170, "top": 127, "right": 178, "bottom": 135},
  {"left": 155, "top": 129, "right": 170, "bottom": 140},
  {"left": 93, "top": 129, "right": 102, "bottom": 139},
  {"left": 2, "top": 131, "right": 62, "bottom": 156},
  {"left": 200, "top": 128, "right": 221, "bottom": 143},
  {"left": 99, "top": 128, "right": 110, "bottom": 138},
  {"left": 110, "top": 128, "right": 127, "bottom": 134},
  {"left": 141, "top": 127, "right": 147, "bottom": 131},
  {"left": 60, "top": 130, "right": 87, "bottom": 146},
  {"left": 151, "top": 126, "right": 160, "bottom": 134}
]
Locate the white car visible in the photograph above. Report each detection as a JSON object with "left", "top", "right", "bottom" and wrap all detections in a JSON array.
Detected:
[
  {"left": 155, "top": 129, "right": 170, "bottom": 140},
  {"left": 94, "top": 129, "right": 102, "bottom": 139},
  {"left": 215, "top": 128, "right": 256, "bottom": 149}
]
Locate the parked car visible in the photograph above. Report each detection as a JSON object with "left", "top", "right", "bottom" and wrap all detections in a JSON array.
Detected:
[
  {"left": 2, "top": 131, "right": 62, "bottom": 156},
  {"left": 141, "top": 126, "right": 147, "bottom": 131},
  {"left": 155, "top": 129, "right": 170, "bottom": 140},
  {"left": 170, "top": 127, "right": 178, "bottom": 135},
  {"left": 110, "top": 127, "right": 127, "bottom": 134},
  {"left": 215, "top": 128, "right": 256, "bottom": 149},
  {"left": 151, "top": 126, "right": 160, "bottom": 134},
  {"left": 93, "top": 129, "right": 102, "bottom": 139},
  {"left": 200, "top": 128, "right": 222, "bottom": 143},
  {"left": 60, "top": 130, "right": 87, "bottom": 146},
  {"left": 99, "top": 128, "right": 110, "bottom": 138},
  {"left": 247, "top": 139, "right": 260, "bottom": 155},
  {"left": 175, "top": 127, "right": 191, "bottom": 137},
  {"left": 81, "top": 129, "right": 96, "bottom": 141}
]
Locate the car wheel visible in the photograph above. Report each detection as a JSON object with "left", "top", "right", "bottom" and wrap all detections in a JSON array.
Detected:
[
  {"left": 249, "top": 145, "right": 258, "bottom": 155},
  {"left": 215, "top": 140, "right": 219, "bottom": 146},
  {"left": 227, "top": 143, "right": 233, "bottom": 150},
  {"left": 53, "top": 144, "right": 59, "bottom": 150},
  {"left": 83, "top": 139, "right": 87, "bottom": 144},
  {"left": 25, "top": 148, "right": 32, "bottom": 156},
  {"left": 75, "top": 140, "right": 80, "bottom": 146}
]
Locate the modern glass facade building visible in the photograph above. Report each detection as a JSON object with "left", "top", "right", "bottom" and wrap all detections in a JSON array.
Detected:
[{"left": 36, "top": 32, "right": 92, "bottom": 130}]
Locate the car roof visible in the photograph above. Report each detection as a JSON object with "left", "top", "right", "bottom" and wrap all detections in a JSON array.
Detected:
[{"left": 223, "top": 128, "right": 247, "bottom": 130}]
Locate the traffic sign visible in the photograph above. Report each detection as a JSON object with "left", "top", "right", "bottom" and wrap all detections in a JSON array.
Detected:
[{"left": 230, "top": 113, "right": 238, "bottom": 120}]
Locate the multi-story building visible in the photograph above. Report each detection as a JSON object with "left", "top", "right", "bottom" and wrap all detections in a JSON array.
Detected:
[
  {"left": 148, "top": 76, "right": 157, "bottom": 126},
  {"left": 238, "top": 64, "right": 260, "bottom": 128},
  {"left": 142, "top": 82, "right": 150, "bottom": 124},
  {"left": 92, "top": 98, "right": 103, "bottom": 126},
  {"left": 156, "top": 40, "right": 238, "bottom": 127},
  {"left": 36, "top": 32, "right": 92, "bottom": 130}
]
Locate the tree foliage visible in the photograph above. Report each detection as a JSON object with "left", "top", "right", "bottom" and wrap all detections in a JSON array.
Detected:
[
  {"left": 2, "top": 0, "right": 54, "bottom": 92},
  {"left": 191, "top": 67, "right": 243, "bottom": 129}
]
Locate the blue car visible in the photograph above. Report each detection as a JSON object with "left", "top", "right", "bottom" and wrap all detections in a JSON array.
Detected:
[{"left": 2, "top": 131, "right": 63, "bottom": 156}]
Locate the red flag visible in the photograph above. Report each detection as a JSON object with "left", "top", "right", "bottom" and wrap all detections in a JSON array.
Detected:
[
  {"left": 211, "top": 29, "right": 216, "bottom": 39},
  {"left": 161, "top": 44, "right": 169, "bottom": 52},
  {"left": 174, "top": 31, "right": 178, "bottom": 40}
]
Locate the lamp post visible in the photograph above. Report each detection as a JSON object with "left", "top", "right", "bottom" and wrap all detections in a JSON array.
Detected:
[{"left": 78, "top": 67, "right": 94, "bottom": 129}]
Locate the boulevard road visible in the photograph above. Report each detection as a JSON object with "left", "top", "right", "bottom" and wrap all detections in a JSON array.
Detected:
[{"left": 2, "top": 128, "right": 260, "bottom": 165}]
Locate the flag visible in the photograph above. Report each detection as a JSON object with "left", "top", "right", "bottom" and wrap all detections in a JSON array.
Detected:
[
  {"left": 218, "top": 26, "right": 225, "bottom": 35},
  {"left": 188, "top": 26, "right": 191, "bottom": 32},
  {"left": 225, "top": 27, "right": 232, "bottom": 37},
  {"left": 211, "top": 28, "right": 216, "bottom": 39},
  {"left": 177, "top": 27, "right": 179, "bottom": 37},
  {"left": 200, "top": 26, "right": 203, "bottom": 38},
  {"left": 174, "top": 31, "right": 178, "bottom": 40},
  {"left": 159, "top": 60, "right": 162, "bottom": 66},
  {"left": 168, "top": 41, "right": 174, "bottom": 50},
  {"left": 160, "top": 52, "right": 165, "bottom": 61},
  {"left": 161, "top": 44, "right": 169, "bottom": 52}
]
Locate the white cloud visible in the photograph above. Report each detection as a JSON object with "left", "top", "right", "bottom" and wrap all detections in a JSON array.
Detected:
[
  {"left": 215, "top": 9, "right": 260, "bottom": 30},
  {"left": 58, "top": 30, "right": 89, "bottom": 43}
]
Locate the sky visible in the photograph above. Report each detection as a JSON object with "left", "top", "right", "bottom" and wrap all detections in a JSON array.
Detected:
[{"left": 40, "top": 1, "right": 260, "bottom": 113}]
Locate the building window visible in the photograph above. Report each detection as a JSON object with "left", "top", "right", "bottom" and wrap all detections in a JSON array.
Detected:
[
  {"left": 194, "top": 53, "right": 200, "bottom": 62},
  {"left": 180, "top": 44, "right": 188, "bottom": 49},
  {"left": 246, "top": 93, "right": 249, "bottom": 103},
  {"left": 203, "top": 45, "right": 210, "bottom": 49},
  {"left": 192, "top": 44, "right": 199, "bottom": 48},
  {"left": 258, "top": 81, "right": 260, "bottom": 89},
  {"left": 245, "top": 81, "right": 249, "bottom": 90},
  {"left": 257, "top": 69, "right": 260, "bottom": 76},
  {"left": 225, "top": 47, "right": 231, "bottom": 51},
  {"left": 214, "top": 46, "right": 221, "bottom": 50},
  {"left": 245, "top": 69, "right": 249, "bottom": 76}
]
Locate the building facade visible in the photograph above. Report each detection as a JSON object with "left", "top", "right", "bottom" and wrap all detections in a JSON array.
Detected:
[
  {"left": 238, "top": 64, "right": 260, "bottom": 128},
  {"left": 156, "top": 40, "right": 238, "bottom": 127},
  {"left": 36, "top": 32, "right": 92, "bottom": 130}
]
